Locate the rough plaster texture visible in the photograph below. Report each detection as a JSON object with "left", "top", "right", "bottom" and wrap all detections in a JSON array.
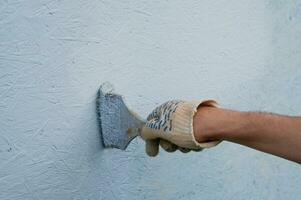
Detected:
[{"left": 1, "top": 0, "right": 301, "bottom": 199}]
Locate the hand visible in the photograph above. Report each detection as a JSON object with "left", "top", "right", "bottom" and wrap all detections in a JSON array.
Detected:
[{"left": 140, "top": 100, "right": 221, "bottom": 156}]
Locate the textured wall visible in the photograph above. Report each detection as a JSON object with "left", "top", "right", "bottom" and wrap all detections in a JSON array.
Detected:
[{"left": 1, "top": 0, "right": 301, "bottom": 199}]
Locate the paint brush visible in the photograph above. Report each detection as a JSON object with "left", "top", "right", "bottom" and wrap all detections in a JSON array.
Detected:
[{"left": 97, "top": 82, "right": 145, "bottom": 150}]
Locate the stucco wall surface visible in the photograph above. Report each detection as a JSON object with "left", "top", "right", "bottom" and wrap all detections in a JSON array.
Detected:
[{"left": 1, "top": 0, "right": 301, "bottom": 199}]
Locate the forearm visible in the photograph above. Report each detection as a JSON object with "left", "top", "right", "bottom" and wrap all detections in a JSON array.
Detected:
[{"left": 193, "top": 107, "right": 301, "bottom": 163}]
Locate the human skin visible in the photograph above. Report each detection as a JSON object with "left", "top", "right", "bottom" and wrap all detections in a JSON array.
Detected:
[{"left": 193, "top": 106, "right": 301, "bottom": 164}]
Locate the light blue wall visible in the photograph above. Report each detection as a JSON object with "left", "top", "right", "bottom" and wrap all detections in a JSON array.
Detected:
[{"left": 1, "top": 0, "right": 301, "bottom": 199}]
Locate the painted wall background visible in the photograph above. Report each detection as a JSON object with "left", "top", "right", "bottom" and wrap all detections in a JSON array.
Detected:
[{"left": 1, "top": 0, "right": 301, "bottom": 199}]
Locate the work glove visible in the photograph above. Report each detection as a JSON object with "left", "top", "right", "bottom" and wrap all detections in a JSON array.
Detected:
[{"left": 141, "top": 100, "right": 221, "bottom": 156}]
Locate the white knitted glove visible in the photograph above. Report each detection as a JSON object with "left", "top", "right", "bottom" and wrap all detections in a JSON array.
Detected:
[{"left": 141, "top": 100, "right": 221, "bottom": 156}]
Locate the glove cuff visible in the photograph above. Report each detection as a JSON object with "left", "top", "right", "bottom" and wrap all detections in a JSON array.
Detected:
[{"left": 172, "top": 100, "right": 221, "bottom": 149}]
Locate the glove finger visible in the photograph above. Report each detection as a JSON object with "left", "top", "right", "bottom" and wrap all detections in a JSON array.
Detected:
[
  {"left": 178, "top": 147, "right": 191, "bottom": 153},
  {"left": 145, "top": 139, "right": 160, "bottom": 157},
  {"left": 192, "top": 148, "right": 203, "bottom": 152},
  {"left": 159, "top": 139, "right": 177, "bottom": 152}
]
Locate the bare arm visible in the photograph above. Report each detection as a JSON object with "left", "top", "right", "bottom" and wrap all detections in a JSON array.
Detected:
[{"left": 193, "top": 107, "right": 301, "bottom": 163}]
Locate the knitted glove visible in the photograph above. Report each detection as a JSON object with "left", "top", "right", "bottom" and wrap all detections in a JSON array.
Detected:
[{"left": 141, "top": 100, "right": 221, "bottom": 156}]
